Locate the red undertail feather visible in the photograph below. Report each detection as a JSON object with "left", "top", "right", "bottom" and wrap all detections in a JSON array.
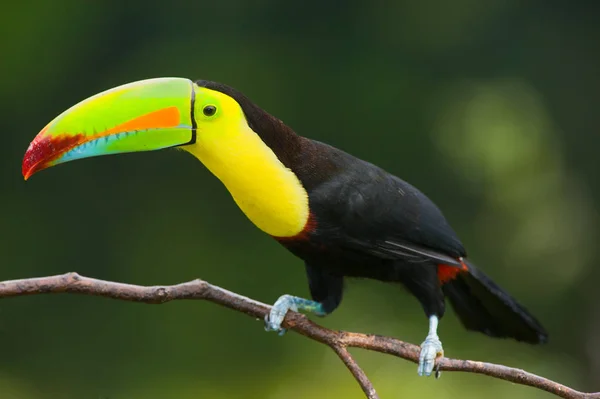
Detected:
[{"left": 437, "top": 258, "right": 469, "bottom": 284}]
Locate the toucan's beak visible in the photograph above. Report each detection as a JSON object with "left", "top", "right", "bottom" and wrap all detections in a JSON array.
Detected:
[{"left": 22, "top": 77, "right": 196, "bottom": 180}]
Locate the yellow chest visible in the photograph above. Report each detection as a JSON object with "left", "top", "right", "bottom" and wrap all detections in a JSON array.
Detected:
[{"left": 185, "top": 122, "right": 310, "bottom": 238}]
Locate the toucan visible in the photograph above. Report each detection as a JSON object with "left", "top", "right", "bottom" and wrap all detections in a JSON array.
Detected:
[{"left": 22, "top": 77, "right": 547, "bottom": 377}]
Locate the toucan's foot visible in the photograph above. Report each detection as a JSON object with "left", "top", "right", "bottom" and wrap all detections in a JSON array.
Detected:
[
  {"left": 264, "top": 295, "right": 296, "bottom": 335},
  {"left": 264, "top": 294, "right": 325, "bottom": 336},
  {"left": 418, "top": 335, "right": 444, "bottom": 377}
]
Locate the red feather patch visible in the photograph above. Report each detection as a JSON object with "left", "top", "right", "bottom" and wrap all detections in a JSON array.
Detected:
[
  {"left": 437, "top": 258, "right": 469, "bottom": 284},
  {"left": 275, "top": 212, "right": 317, "bottom": 242}
]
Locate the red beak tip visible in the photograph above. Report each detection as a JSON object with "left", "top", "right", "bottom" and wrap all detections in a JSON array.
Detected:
[
  {"left": 21, "top": 132, "right": 86, "bottom": 180},
  {"left": 21, "top": 135, "right": 57, "bottom": 181},
  {"left": 22, "top": 158, "right": 45, "bottom": 181},
  {"left": 22, "top": 151, "right": 35, "bottom": 180}
]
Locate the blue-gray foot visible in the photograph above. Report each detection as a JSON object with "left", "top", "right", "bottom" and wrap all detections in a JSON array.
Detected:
[
  {"left": 418, "top": 315, "right": 444, "bottom": 377},
  {"left": 264, "top": 294, "right": 326, "bottom": 335}
]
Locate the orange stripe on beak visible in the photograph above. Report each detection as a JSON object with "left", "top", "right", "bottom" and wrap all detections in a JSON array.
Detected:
[{"left": 102, "top": 106, "right": 181, "bottom": 136}]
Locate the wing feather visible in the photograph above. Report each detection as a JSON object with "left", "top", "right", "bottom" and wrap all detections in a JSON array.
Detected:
[{"left": 306, "top": 148, "right": 466, "bottom": 266}]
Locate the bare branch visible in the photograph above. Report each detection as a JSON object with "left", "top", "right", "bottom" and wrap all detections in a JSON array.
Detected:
[
  {"left": 332, "top": 344, "right": 379, "bottom": 399},
  {"left": 0, "top": 273, "right": 597, "bottom": 399}
]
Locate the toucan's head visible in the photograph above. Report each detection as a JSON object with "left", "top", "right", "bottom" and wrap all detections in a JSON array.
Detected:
[
  {"left": 22, "top": 77, "right": 310, "bottom": 238},
  {"left": 22, "top": 77, "right": 253, "bottom": 180}
]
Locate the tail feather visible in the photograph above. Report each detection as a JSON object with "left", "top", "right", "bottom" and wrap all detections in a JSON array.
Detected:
[{"left": 442, "top": 261, "right": 548, "bottom": 344}]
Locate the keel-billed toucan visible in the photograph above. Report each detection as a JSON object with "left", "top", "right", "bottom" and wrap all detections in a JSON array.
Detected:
[{"left": 22, "top": 78, "right": 547, "bottom": 376}]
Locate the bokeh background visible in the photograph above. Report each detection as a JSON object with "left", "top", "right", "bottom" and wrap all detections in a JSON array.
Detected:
[{"left": 1, "top": 1, "right": 599, "bottom": 398}]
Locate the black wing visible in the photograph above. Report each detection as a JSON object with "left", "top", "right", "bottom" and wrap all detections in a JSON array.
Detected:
[{"left": 306, "top": 147, "right": 466, "bottom": 265}]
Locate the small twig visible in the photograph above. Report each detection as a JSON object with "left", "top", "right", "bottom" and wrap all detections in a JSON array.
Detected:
[
  {"left": 0, "top": 272, "right": 596, "bottom": 399},
  {"left": 332, "top": 344, "right": 379, "bottom": 399}
]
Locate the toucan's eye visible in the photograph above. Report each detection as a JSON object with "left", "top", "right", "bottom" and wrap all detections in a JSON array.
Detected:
[{"left": 203, "top": 105, "right": 217, "bottom": 117}]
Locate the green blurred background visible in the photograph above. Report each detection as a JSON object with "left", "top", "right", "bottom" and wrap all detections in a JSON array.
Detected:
[{"left": 1, "top": 1, "right": 599, "bottom": 398}]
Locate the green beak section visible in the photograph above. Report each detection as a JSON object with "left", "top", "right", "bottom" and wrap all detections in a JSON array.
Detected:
[{"left": 22, "top": 77, "right": 196, "bottom": 179}]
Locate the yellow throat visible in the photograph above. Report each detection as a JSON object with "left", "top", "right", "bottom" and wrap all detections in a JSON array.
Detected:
[{"left": 183, "top": 90, "right": 309, "bottom": 238}]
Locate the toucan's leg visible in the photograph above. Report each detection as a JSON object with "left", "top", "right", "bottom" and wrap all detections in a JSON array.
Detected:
[
  {"left": 305, "top": 263, "right": 344, "bottom": 314},
  {"left": 264, "top": 264, "right": 343, "bottom": 335},
  {"left": 393, "top": 263, "right": 445, "bottom": 377},
  {"left": 418, "top": 315, "right": 444, "bottom": 377}
]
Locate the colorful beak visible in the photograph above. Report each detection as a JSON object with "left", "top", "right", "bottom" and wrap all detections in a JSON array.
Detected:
[{"left": 22, "top": 77, "right": 196, "bottom": 180}]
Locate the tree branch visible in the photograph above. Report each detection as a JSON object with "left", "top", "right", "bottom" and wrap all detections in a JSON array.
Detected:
[
  {"left": 0, "top": 273, "right": 596, "bottom": 399},
  {"left": 332, "top": 344, "right": 379, "bottom": 399}
]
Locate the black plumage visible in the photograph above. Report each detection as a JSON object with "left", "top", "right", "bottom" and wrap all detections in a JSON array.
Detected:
[{"left": 196, "top": 80, "right": 548, "bottom": 344}]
